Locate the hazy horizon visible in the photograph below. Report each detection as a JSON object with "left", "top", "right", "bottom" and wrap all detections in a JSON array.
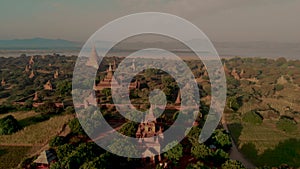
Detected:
[{"left": 0, "top": 0, "right": 300, "bottom": 43}]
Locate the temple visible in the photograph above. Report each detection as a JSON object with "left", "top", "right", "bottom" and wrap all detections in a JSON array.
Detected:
[
  {"left": 29, "top": 70, "right": 35, "bottom": 79},
  {"left": 1, "top": 78, "right": 6, "bottom": 87},
  {"left": 84, "top": 92, "right": 98, "bottom": 108},
  {"left": 86, "top": 46, "right": 100, "bottom": 69},
  {"left": 29, "top": 56, "right": 34, "bottom": 65},
  {"left": 175, "top": 90, "right": 181, "bottom": 105},
  {"left": 94, "top": 63, "right": 139, "bottom": 91},
  {"left": 231, "top": 68, "right": 241, "bottom": 80},
  {"left": 136, "top": 105, "right": 164, "bottom": 164},
  {"left": 223, "top": 62, "right": 230, "bottom": 74},
  {"left": 24, "top": 65, "right": 30, "bottom": 72},
  {"left": 33, "top": 91, "right": 39, "bottom": 101},
  {"left": 44, "top": 80, "right": 53, "bottom": 90},
  {"left": 54, "top": 70, "right": 59, "bottom": 79}
]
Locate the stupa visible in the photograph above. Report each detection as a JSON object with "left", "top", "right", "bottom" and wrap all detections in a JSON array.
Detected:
[
  {"left": 44, "top": 80, "right": 53, "bottom": 90},
  {"left": 86, "top": 45, "right": 99, "bottom": 69},
  {"left": 29, "top": 70, "right": 35, "bottom": 79}
]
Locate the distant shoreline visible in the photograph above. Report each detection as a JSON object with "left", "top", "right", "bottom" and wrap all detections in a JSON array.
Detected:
[{"left": 0, "top": 49, "right": 298, "bottom": 60}]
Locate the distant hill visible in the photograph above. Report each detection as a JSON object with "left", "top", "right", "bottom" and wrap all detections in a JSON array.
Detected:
[{"left": 0, "top": 38, "right": 81, "bottom": 49}]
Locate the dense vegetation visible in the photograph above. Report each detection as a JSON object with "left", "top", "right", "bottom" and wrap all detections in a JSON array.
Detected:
[
  {"left": 0, "top": 115, "right": 21, "bottom": 135},
  {"left": 0, "top": 55, "right": 300, "bottom": 168}
]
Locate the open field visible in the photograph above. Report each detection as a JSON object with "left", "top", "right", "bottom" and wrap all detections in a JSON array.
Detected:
[
  {"left": 0, "top": 114, "right": 73, "bottom": 145},
  {"left": 0, "top": 146, "right": 32, "bottom": 169},
  {"left": 0, "top": 111, "right": 38, "bottom": 121},
  {"left": 226, "top": 112, "right": 300, "bottom": 167},
  {"left": 239, "top": 121, "right": 300, "bottom": 153}
]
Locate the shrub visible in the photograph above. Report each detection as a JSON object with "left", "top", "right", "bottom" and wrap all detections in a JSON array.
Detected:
[
  {"left": 0, "top": 115, "right": 21, "bottom": 135},
  {"left": 0, "top": 105, "right": 16, "bottom": 114},
  {"left": 68, "top": 118, "right": 85, "bottom": 135},
  {"left": 274, "top": 84, "right": 284, "bottom": 91},
  {"left": 221, "top": 159, "right": 245, "bottom": 169},
  {"left": 276, "top": 116, "right": 297, "bottom": 133},
  {"left": 242, "top": 111, "right": 263, "bottom": 125},
  {"left": 49, "top": 136, "right": 65, "bottom": 147}
]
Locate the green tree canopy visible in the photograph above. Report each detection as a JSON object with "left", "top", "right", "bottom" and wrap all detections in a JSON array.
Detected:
[
  {"left": 191, "top": 143, "right": 211, "bottom": 160},
  {"left": 0, "top": 115, "right": 21, "bottom": 135},
  {"left": 221, "top": 159, "right": 246, "bottom": 169},
  {"left": 119, "top": 121, "right": 138, "bottom": 137},
  {"left": 163, "top": 141, "right": 183, "bottom": 163}
]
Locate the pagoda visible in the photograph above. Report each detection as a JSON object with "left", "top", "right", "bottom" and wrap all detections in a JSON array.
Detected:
[
  {"left": 136, "top": 105, "right": 164, "bottom": 164},
  {"left": 24, "top": 65, "right": 30, "bottom": 72},
  {"left": 44, "top": 80, "right": 53, "bottom": 90},
  {"left": 29, "top": 56, "right": 34, "bottom": 65},
  {"left": 29, "top": 70, "right": 35, "bottom": 79},
  {"left": 33, "top": 92, "right": 39, "bottom": 101},
  {"left": 86, "top": 45, "right": 99, "bottom": 69},
  {"left": 1, "top": 78, "right": 6, "bottom": 86},
  {"left": 175, "top": 91, "right": 181, "bottom": 104},
  {"left": 94, "top": 63, "right": 138, "bottom": 91},
  {"left": 54, "top": 70, "right": 59, "bottom": 79}
]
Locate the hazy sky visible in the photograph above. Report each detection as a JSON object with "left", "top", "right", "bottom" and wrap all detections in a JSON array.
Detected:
[{"left": 0, "top": 0, "right": 299, "bottom": 42}]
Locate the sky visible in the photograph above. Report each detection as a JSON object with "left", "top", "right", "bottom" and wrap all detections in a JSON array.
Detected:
[{"left": 0, "top": 0, "right": 299, "bottom": 43}]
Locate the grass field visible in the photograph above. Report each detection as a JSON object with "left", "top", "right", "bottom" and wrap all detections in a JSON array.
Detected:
[
  {"left": 0, "top": 146, "right": 32, "bottom": 169},
  {"left": 226, "top": 111, "right": 300, "bottom": 167},
  {"left": 0, "top": 114, "right": 73, "bottom": 145},
  {"left": 0, "top": 111, "right": 38, "bottom": 120}
]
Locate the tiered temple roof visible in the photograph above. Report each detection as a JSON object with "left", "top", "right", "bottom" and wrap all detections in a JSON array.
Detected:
[
  {"left": 94, "top": 63, "right": 138, "bottom": 91},
  {"left": 136, "top": 105, "right": 163, "bottom": 163}
]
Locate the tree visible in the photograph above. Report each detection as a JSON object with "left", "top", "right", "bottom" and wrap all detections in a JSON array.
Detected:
[
  {"left": 186, "top": 126, "right": 202, "bottom": 145},
  {"left": 163, "top": 141, "right": 183, "bottom": 164},
  {"left": 0, "top": 115, "right": 21, "bottom": 135},
  {"left": 37, "top": 101, "right": 59, "bottom": 114},
  {"left": 49, "top": 136, "right": 65, "bottom": 147},
  {"left": 212, "top": 129, "right": 232, "bottom": 151},
  {"left": 227, "top": 96, "right": 242, "bottom": 111},
  {"left": 108, "top": 138, "right": 140, "bottom": 157},
  {"left": 119, "top": 122, "right": 138, "bottom": 137},
  {"left": 80, "top": 154, "right": 108, "bottom": 169},
  {"left": 56, "top": 144, "right": 75, "bottom": 161},
  {"left": 187, "top": 161, "right": 209, "bottom": 169},
  {"left": 68, "top": 118, "right": 85, "bottom": 135},
  {"left": 221, "top": 159, "right": 245, "bottom": 169},
  {"left": 212, "top": 149, "right": 229, "bottom": 166},
  {"left": 191, "top": 143, "right": 211, "bottom": 160},
  {"left": 56, "top": 80, "right": 72, "bottom": 96}
]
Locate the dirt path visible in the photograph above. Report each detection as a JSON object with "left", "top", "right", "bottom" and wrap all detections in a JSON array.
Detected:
[{"left": 221, "top": 117, "right": 256, "bottom": 169}]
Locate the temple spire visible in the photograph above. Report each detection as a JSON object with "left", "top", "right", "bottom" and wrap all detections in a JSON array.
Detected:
[
  {"left": 24, "top": 65, "right": 30, "bottom": 72},
  {"left": 29, "top": 56, "right": 34, "bottom": 65},
  {"left": 54, "top": 70, "right": 59, "bottom": 79},
  {"left": 44, "top": 80, "right": 53, "bottom": 90},
  {"left": 175, "top": 90, "right": 181, "bottom": 104},
  {"left": 33, "top": 91, "right": 39, "bottom": 101},
  {"left": 86, "top": 45, "right": 99, "bottom": 69},
  {"left": 29, "top": 70, "right": 35, "bottom": 79},
  {"left": 1, "top": 78, "right": 6, "bottom": 86}
]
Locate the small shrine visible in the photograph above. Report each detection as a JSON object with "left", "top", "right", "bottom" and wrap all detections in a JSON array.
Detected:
[{"left": 44, "top": 80, "right": 53, "bottom": 90}]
